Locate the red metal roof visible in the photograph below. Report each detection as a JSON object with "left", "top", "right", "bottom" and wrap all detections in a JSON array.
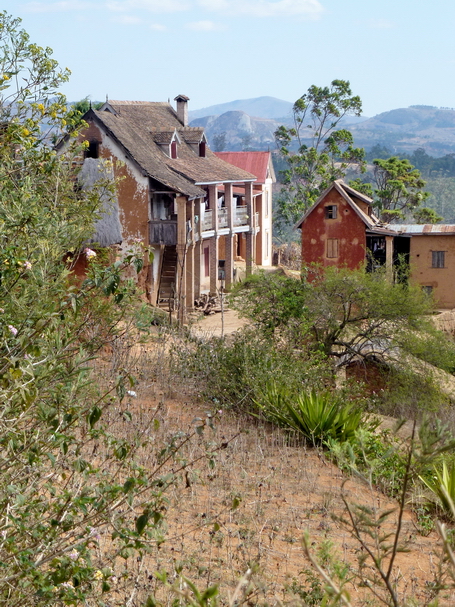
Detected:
[{"left": 214, "top": 151, "right": 271, "bottom": 184}]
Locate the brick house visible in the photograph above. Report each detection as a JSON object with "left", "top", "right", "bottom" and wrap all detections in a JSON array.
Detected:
[
  {"left": 296, "top": 180, "right": 455, "bottom": 308},
  {"left": 63, "top": 96, "right": 264, "bottom": 311}
]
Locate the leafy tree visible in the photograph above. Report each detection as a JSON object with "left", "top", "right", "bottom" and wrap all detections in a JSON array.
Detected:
[
  {"left": 351, "top": 157, "right": 432, "bottom": 222},
  {"left": 274, "top": 80, "right": 365, "bottom": 231},
  {"left": 231, "top": 267, "right": 438, "bottom": 368},
  {"left": 0, "top": 12, "right": 219, "bottom": 606}
]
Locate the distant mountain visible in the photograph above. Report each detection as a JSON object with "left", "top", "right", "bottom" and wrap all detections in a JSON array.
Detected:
[
  {"left": 190, "top": 110, "right": 280, "bottom": 151},
  {"left": 189, "top": 96, "right": 293, "bottom": 121},
  {"left": 349, "top": 106, "right": 455, "bottom": 156}
]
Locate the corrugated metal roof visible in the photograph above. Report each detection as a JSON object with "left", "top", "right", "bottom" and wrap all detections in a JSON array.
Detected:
[
  {"left": 388, "top": 224, "right": 455, "bottom": 235},
  {"left": 214, "top": 152, "right": 273, "bottom": 184}
]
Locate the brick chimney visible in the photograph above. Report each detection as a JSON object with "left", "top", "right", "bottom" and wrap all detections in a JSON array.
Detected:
[{"left": 174, "top": 94, "right": 189, "bottom": 126}]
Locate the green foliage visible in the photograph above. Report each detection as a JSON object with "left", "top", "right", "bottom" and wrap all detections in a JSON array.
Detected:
[
  {"left": 329, "top": 428, "right": 407, "bottom": 498},
  {"left": 232, "top": 267, "right": 434, "bottom": 366},
  {"left": 255, "top": 382, "right": 365, "bottom": 447},
  {"left": 420, "top": 461, "right": 455, "bottom": 519},
  {"left": 274, "top": 79, "right": 365, "bottom": 234},
  {"left": 351, "top": 157, "right": 430, "bottom": 222},
  {"left": 173, "top": 327, "right": 331, "bottom": 411}
]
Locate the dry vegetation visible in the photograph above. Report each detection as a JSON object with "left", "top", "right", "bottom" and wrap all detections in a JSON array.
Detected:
[{"left": 87, "top": 322, "right": 455, "bottom": 606}]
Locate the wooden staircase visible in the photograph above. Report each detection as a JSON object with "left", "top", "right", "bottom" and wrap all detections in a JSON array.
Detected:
[{"left": 157, "top": 246, "right": 178, "bottom": 309}]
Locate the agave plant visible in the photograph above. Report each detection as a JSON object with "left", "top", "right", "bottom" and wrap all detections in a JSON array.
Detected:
[
  {"left": 255, "top": 382, "right": 364, "bottom": 447},
  {"left": 420, "top": 461, "right": 455, "bottom": 519}
]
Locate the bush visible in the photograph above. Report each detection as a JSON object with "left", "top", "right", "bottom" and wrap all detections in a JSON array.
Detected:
[
  {"left": 255, "top": 381, "right": 366, "bottom": 447},
  {"left": 172, "top": 328, "right": 332, "bottom": 412}
]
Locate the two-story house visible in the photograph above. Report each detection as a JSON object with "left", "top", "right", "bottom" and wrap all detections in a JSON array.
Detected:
[{"left": 63, "top": 95, "right": 262, "bottom": 313}]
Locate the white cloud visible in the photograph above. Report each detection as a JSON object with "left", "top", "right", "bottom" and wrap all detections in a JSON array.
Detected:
[
  {"left": 197, "top": 0, "right": 324, "bottom": 18},
  {"left": 106, "top": 0, "right": 189, "bottom": 12},
  {"left": 185, "top": 20, "right": 220, "bottom": 30},
  {"left": 150, "top": 22, "right": 167, "bottom": 30},
  {"left": 23, "top": 1, "right": 92, "bottom": 12}
]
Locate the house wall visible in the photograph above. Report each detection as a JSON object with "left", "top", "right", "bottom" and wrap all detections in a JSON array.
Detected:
[
  {"left": 300, "top": 189, "right": 366, "bottom": 269},
  {"left": 409, "top": 234, "right": 455, "bottom": 308},
  {"left": 81, "top": 121, "right": 152, "bottom": 293}
]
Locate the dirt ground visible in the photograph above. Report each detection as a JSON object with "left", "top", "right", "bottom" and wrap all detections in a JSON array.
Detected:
[
  {"left": 190, "top": 308, "right": 248, "bottom": 338},
  {"left": 93, "top": 332, "right": 455, "bottom": 607}
]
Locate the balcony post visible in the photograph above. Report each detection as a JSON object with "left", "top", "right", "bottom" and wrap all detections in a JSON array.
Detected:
[
  {"left": 245, "top": 182, "right": 254, "bottom": 276},
  {"left": 176, "top": 195, "right": 187, "bottom": 324},
  {"left": 185, "top": 199, "right": 195, "bottom": 310},
  {"left": 208, "top": 184, "right": 218, "bottom": 231},
  {"left": 224, "top": 183, "right": 234, "bottom": 288}
]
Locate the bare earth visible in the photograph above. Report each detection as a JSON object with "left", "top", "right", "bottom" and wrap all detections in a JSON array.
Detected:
[{"left": 93, "top": 329, "right": 455, "bottom": 607}]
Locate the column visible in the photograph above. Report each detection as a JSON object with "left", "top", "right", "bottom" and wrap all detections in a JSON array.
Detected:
[
  {"left": 224, "top": 182, "right": 234, "bottom": 289},
  {"left": 209, "top": 236, "right": 219, "bottom": 294},
  {"left": 185, "top": 199, "right": 195, "bottom": 310},
  {"left": 245, "top": 182, "right": 254, "bottom": 276},
  {"left": 208, "top": 184, "right": 219, "bottom": 293},
  {"left": 176, "top": 196, "right": 187, "bottom": 324},
  {"left": 385, "top": 235, "right": 394, "bottom": 282}
]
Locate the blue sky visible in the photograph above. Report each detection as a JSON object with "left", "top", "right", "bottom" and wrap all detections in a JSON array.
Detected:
[{"left": 3, "top": 0, "right": 455, "bottom": 117}]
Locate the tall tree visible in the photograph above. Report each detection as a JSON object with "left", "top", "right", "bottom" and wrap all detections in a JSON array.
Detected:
[
  {"left": 274, "top": 80, "right": 365, "bottom": 232},
  {"left": 351, "top": 156, "right": 435, "bottom": 223}
]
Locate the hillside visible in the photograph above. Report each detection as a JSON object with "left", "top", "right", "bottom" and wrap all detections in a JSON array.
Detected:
[
  {"left": 188, "top": 96, "right": 293, "bottom": 121},
  {"left": 189, "top": 98, "right": 455, "bottom": 156},
  {"left": 190, "top": 110, "right": 280, "bottom": 151},
  {"left": 347, "top": 105, "right": 455, "bottom": 156}
]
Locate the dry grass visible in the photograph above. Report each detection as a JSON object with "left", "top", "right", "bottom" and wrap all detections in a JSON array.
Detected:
[{"left": 86, "top": 328, "right": 455, "bottom": 606}]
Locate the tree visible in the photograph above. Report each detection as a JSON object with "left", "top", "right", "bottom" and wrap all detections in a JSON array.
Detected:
[
  {"left": 231, "top": 267, "right": 446, "bottom": 369},
  {"left": 0, "top": 13, "right": 220, "bottom": 606},
  {"left": 351, "top": 157, "right": 432, "bottom": 223},
  {"left": 274, "top": 80, "right": 365, "bottom": 231}
]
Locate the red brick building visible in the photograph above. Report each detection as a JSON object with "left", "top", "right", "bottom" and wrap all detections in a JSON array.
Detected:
[{"left": 296, "top": 180, "right": 396, "bottom": 272}]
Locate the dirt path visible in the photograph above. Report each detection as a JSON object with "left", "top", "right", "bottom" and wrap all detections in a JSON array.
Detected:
[{"left": 190, "top": 308, "right": 248, "bottom": 338}]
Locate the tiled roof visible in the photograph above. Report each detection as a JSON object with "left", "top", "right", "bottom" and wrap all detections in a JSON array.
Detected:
[
  {"left": 180, "top": 127, "right": 205, "bottom": 144},
  {"left": 89, "top": 101, "right": 255, "bottom": 198},
  {"left": 214, "top": 151, "right": 274, "bottom": 184}
]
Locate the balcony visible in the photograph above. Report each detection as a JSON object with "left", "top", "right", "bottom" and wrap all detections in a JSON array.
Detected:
[
  {"left": 234, "top": 206, "right": 248, "bottom": 227},
  {"left": 202, "top": 209, "right": 213, "bottom": 231},
  {"left": 200, "top": 206, "right": 252, "bottom": 233},
  {"left": 149, "top": 220, "right": 177, "bottom": 245},
  {"left": 218, "top": 208, "right": 228, "bottom": 228}
]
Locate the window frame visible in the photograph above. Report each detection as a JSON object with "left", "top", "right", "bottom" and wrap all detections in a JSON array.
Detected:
[
  {"left": 325, "top": 205, "right": 338, "bottom": 219},
  {"left": 432, "top": 250, "right": 445, "bottom": 269}
]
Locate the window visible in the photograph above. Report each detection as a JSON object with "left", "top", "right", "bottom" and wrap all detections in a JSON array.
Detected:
[
  {"left": 199, "top": 141, "right": 206, "bottom": 157},
  {"left": 325, "top": 205, "right": 337, "bottom": 219},
  {"left": 171, "top": 140, "right": 177, "bottom": 159},
  {"left": 422, "top": 285, "right": 433, "bottom": 296},
  {"left": 85, "top": 140, "right": 99, "bottom": 159},
  {"left": 326, "top": 238, "right": 339, "bottom": 259},
  {"left": 432, "top": 251, "right": 445, "bottom": 268}
]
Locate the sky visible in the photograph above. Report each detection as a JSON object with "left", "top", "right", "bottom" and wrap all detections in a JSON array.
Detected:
[{"left": 3, "top": 0, "right": 455, "bottom": 118}]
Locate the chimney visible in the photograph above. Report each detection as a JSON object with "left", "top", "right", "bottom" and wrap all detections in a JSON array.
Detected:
[{"left": 174, "top": 94, "right": 189, "bottom": 126}]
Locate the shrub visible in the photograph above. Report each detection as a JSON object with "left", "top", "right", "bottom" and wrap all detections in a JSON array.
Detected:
[
  {"left": 172, "top": 328, "right": 332, "bottom": 411},
  {"left": 254, "top": 381, "right": 365, "bottom": 447}
]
